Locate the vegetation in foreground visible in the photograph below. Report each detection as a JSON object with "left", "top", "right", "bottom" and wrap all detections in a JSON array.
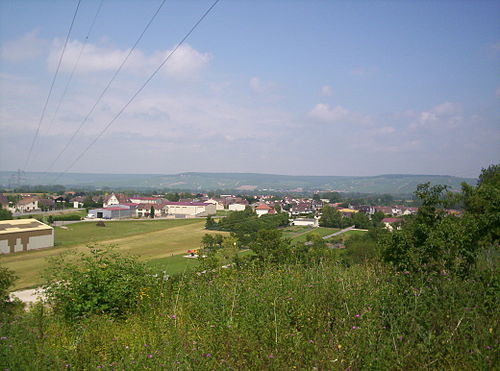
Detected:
[{"left": 0, "top": 165, "right": 498, "bottom": 370}]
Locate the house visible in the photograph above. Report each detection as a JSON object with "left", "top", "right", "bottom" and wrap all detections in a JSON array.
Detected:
[
  {"left": 70, "top": 196, "right": 85, "bottom": 208},
  {"left": 374, "top": 206, "right": 395, "bottom": 216},
  {"left": 38, "top": 198, "right": 56, "bottom": 211},
  {"left": 0, "top": 219, "right": 54, "bottom": 254},
  {"left": 255, "top": 204, "right": 275, "bottom": 217},
  {"left": 205, "top": 198, "right": 225, "bottom": 211},
  {"left": 290, "top": 202, "right": 313, "bottom": 216},
  {"left": 337, "top": 208, "right": 359, "bottom": 218},
  {"left": 128, "top": 196, "right": 161, "bottom": 205},
  {"left": 15, "top": 197, "right": 39, "bottom": 213},
  {"left": 103, "top": 193, "right": 129, "bottom": 207},
  {"left": 291, "top": 217, "right": 319, "bottom": 227},
  {"left": 228, "top": 203, "right": 247, "bottom": 211},
  {"left": 163, "top": 202, "right": 216, "bottom": 218},
  {"left": 136, "top": 203, "right": 165, "bottom": 217},
  {"left": 382, "top": 217, "right": 402, "bottom": 231}
]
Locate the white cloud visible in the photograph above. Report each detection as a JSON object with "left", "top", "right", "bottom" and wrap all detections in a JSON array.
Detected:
[
  {"left": 249, "top": 76, "right": 276, "bottom": 93},
  {"left": 410, "top": 102, "right": 463, "bottom": 130},
  {"left": 47, "top": 40, "right": 211, "bottom": 79},
  {"left": 0, "top": 30, "right": 47, "bottom": 62},
  {"left": 309, "top": 103, "right": 349, "bottom": 123},
  {"left": 320, "top": 85, "right": 333, "bottom": 96}
]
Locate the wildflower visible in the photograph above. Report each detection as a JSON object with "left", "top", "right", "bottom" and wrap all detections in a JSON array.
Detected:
[
  {"left": 268, "top": 354, "right": 274, "bottom": 359},
  {"left": 97, "top": 366, "right": 103, "bottom": 369},
  {"left": 169, "top": 314, "right": 176, "bottom": 319},
  {"left": 308, "top": 340, "right": 315, "bottom": 343},
  {"left": 485, "top": 346, "right": 492, "bottom": 350},
  {"left": 64, "top": 365, "right": 71, "bottom": 369},
  {"left": 0, "top": 336, "right": 8, "bottom": 340},
  {"left": 355, "top": 314, "right": 361, "bottom": 318},
  {"left": 202, "top": 353, "right": 212, "bottom": 357},
  {"left": 337, "top": 344, "right": 342, "bottom": 349},
  {"left": 147, "top": 354, "right": 153, "bottom": 359},
  {"left": 351, "top": 326, "right": 359, "bottom": 330}
]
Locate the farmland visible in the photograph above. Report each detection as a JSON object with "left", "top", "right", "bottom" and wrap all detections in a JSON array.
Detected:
[{"left": 0, "top": 219, "right": 227, "bottom": 290}]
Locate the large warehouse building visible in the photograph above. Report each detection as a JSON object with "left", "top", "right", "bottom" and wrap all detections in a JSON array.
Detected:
[{"left": 0, "top": 219, "right": 54, "bottom": 254}]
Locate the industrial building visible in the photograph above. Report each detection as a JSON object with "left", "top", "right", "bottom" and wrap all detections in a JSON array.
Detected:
[{"left": 0, "top": 219, "right": 54, "bottom": 254}]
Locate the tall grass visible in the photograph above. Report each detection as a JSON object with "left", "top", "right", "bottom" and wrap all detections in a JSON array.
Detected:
[{"left": 1, "top": 257, "right": 497, "bottom": 370}]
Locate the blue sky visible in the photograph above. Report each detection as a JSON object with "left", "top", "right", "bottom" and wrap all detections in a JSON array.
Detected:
[{"left": 0, "top": 0, "right": 498, "bottom": 178}]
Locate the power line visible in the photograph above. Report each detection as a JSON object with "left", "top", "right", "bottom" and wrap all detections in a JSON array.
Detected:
[
  {"left": 44, "top": 0, "right": 104, "bottom": 140},
  {"left": 44, "top": 0, "right": 167, "bottom": 175},
  {"left": 23, "top": 0, "right": 82, "bottom": 171},
  {"left": 53, "top": 0, "right": 221, "bottom": 183}
]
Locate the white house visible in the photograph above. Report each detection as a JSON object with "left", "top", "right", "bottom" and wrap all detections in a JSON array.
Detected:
[
  {"left": 255, "top": 204, "right": 275, "bottom": 217},
  {"left": 163, "top": 202, "right": 216, "bottom": 217},
  {"left": 103, "top": 193, "right": 129, "bottom": 207},
  {"left": 291, "top": 218, "right": 319, "bottom": 227},
  {"left": 228, "top": 203, "right": 247, "bottom": 212},
  {"left": 0, "top": 219, "right": 54, "bottom": 254},
  {"left": 205, "top": 198, "right": 225, "bottom": 211},
  {"left": 14, "top": 197, "right": 39, "bottom": 213}
]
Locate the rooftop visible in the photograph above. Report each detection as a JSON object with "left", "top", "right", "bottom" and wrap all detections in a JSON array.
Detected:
[{"left": 0, "top": 219, "right": 53, "bottom": 235}]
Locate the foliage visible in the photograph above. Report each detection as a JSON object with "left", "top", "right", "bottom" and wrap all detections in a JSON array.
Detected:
[
  {"left": 214, "top": 209, "right": 289, "bottom": 245},
  {"left": 382, "top": 177, "right": 499, "bottom": 276},
  {"left": 0, "top": 204, "right": 12, "bottom": 220},
  {"left": 351, "top": 211, "right": 370, "bottom": 229},
  {"left": 43, "top": 246, "right": 154, "bottom": 320},
  {"left": 200, "top": 233, "right": 224, "bottom": 250},
  {"left": 51, "top": 214, "right": 82, "bottom": 222},
  {"left": 250, "top": 229, "right": 293, "bottom": 264},
  {"left": 2, "top": 260, "right": 497, "bottom": 370},
  {"left": 319, "top": 205, "right": 342, "bottom": 227},
  {"left": 0, "top": 266, "right": 18, "bottom": 312},
  {"left": 205, "top": 215, "right": 216, "bottom": 229}
]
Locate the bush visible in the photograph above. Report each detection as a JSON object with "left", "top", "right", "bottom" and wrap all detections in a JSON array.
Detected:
[
  {"left": 51, "top": 214, "right": 82, "bottom": 222},
  {"left": 0, "top": 266, "right": 17, "bottom": 307},
  {"left": 43, "top": 245, "right": 154, "bottom": 320}
]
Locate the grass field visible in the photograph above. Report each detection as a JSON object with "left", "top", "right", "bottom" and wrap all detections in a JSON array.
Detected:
[
  {"left": 281, "top": 226, "right": 341, "bottom": 243},
  {"left": 1, "top": 219, "right": 227, "bottom": 290}
]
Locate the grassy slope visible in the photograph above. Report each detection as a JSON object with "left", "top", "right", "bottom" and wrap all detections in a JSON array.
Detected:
[{"left": 1, "top": 219, "right": 227, "bottom": 290}]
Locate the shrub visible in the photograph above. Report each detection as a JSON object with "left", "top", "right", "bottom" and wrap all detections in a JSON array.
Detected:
[
  {"left": 43, "top": 245, "right": 154, "bottom": 320},
  {"left": 0, "top": 266, "right": 17, "bottom": 307},
  {"left": 51, "top": 214, "right": 82, "bottom": 221}
]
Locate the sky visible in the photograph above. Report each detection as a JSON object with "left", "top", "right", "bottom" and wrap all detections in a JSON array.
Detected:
[{"left": 0, "top": 0, "right": 499, "bottom": 179}]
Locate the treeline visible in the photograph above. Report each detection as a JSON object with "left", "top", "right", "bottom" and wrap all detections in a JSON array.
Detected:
[{"left": 206, "top": 208, "right": 289, "bottom": 244}]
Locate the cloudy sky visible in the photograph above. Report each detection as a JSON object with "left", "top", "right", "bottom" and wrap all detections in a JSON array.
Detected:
[{"left": 0, "top": 0, "right": 498, "bottom": 178}]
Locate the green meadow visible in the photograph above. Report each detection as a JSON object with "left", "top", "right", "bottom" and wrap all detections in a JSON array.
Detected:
[{"left": 0, "top": 219, "right": 227, "bottom": 290}]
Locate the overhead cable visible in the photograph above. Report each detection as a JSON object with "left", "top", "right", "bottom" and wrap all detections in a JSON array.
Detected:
[
  {"left": 44, "top": 0, "right": 167, "bottom": 175},
  {"left": 44, "top": 0, "right": 104, "bottom": 141},
  {"left": 53, "top": 0, "right": 221, "bottom": 182},
  {"left": 23, "top": 0, "right": 82, "bottom": 171}
]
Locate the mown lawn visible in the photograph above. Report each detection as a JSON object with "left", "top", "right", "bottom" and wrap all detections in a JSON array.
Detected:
[
  {"left": 1, "top": 219, "right": 228, "bottom": 290},
  {"left": 290, "top": 227, "right": 341, "bottom": 243},
  {"left": 55, "top": 219, "right": 201, "bottom": 248}
]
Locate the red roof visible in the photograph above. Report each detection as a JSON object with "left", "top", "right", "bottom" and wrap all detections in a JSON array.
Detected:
[{"left": 256, "top": 204, "right": 272, "bottom": 210}]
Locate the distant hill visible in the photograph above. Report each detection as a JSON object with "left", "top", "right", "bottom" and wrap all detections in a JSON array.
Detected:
[{"left": 0, "top": 171, "right": 476, "bottom": 195}]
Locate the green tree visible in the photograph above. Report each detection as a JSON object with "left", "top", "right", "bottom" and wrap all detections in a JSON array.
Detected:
[
  {"left": 0, "top": 205, "right": 12, "bottom": 220},
  {"left": 381, "top": 179, "right": 495, "bottom": 276},
  {"left": 320, "top": 205, "right": 342, "bottom": 228},
  {"left": 205, "top": 215, "right": 216, "bottom": 229},
  {"left": 352, "top": 212, "right": 370, "bottom": 229},
  {"left": 150, "top": 205, "right": 155, "bottom": 218},
  {"left": 43, "top": 246, "right": 154, "bottom": 320},
  {"left": 250, "top": 229, "right": 292, "bottom": 264},
  {"left": 0, "top": 266, "right": 18, "bottom": 312}
]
